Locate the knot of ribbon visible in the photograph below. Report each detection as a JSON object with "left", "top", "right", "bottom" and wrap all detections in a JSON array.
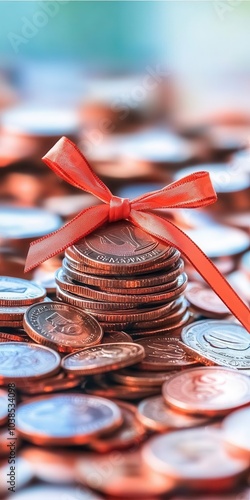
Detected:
[{"left": 25, "top": 136, "right": 250, "bottom": 332}]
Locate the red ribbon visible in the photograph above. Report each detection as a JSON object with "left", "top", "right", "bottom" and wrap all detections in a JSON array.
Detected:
[{"left": 25, "top": 136, "right": 250, "bottom": 332}]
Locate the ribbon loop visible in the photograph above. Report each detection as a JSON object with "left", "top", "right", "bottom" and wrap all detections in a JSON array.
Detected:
[{"left": 109, "top": 196, "right": 131, "bottom": 222}]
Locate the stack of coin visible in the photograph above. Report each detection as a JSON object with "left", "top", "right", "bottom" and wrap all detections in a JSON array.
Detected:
[
  {"left": 0, "top": 277, "right": 46, "bottom": 331},
  {"left": 55, "top": 220, "right": 189, "bottom": 336}
]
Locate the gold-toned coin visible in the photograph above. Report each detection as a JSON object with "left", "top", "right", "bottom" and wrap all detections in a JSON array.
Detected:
[
  {"left": 61, "top": 343, "right": 145, "bottom": 375},
  {"left": 137, "top": 395, "right": 209, "bottom": 432},
  {"left": 162, "top": 366, "right": 250, "bottom": 417},
  {"left": 142, "top": 428, "right": 249, "bottom": 491},
  {"left": 90, "top": 400, "right": 146, "bottom": 452},
  {"left": 16, "top": 393, "right": 123, "bottom": 446},
  {"left": 23, "top": 301, "right": 103, "bottom": 353},
  {"left": 0, "top": 342, "right": 61, "bottom": 384},
  {"left": 181, "top": 320, "right": 250, "bottom": 369}
]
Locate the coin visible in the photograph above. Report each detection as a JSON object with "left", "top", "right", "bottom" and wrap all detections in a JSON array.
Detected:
[
  {"left": 0, "top": 332, "right": 29, "bottom": 343},
  {"left": 90, "top": 401, "right": 146, "bottom": 452},
  {"left": 0, "top": 277, "right": 46, "bottom": 306},
  {"left": 0, "top": 457, "right": 34, "bottom": 496},
  {"left": 142, "top": 428, "right": 249, "bottom": 490},
  {"left": 76, "top": 450, "right": 174, "bottom": 498},
  {"left": 61, "top": 343, "right": 145, "bottom": 375},
  {"left": 181, "top": 321, "right": 250, "bottom": 370},
  {"left": 63, "top": 256, "right": 184, "bottom": 288},
  {"left": 162, "top": 367, "right": 250, "bottom": 416},
  {"left": 0, "top": 304, "right": 30, "bottom": 320},
  {"left": 0, "top": 390, "right": 8, "bottom": 425},
  {"left": 23, "top": 301, "right": 103, "bottom": 353},
  {"left": 0, "top": 318, "right": 23, "bottom": 328},
  {"left": 56, "top": 269, "right": 187, "bottom": 304},
  {"left": 20, "top": 372, "right": 83, "bottom": 395},
  {"left": 100, "top": 331, "right": 133, "bottom": 343},
  {"left": 0, "top": 206, "right": 61, "bottom": 239},
  {"left": 0, "top": 427, "right": 20, "bottom": 457},
  {"left": 4, "top": 485, "right": 102, "bottom": 500},
  {"left": 20, "top": 447, "right": 83, "bottom": 484},
  {"left": 135, "top": 336, "right": 197, "bottom": 371},
  {"left": 16, "top": 393, "right": 123, "bottom": 445},
  {"left": 186, "top": 283, "right": 230, "bottom": 318},
  {"left": 137, "top": 396, "right": 209, "bottom": 432},
  {"left": 0, "top": 342, "right": 61, "bottom": 384},
  {"left": 73, "top": 220, "right": 173, "bottom": 273},
  {"left": 111, "top": 368, "right": 179, "bottom": 387},
  {"left": 85, "top": 374, "right": 160, "bottom": 401},
  {"left": 222, "top": 406, "right": 250, "bottom": 458}
]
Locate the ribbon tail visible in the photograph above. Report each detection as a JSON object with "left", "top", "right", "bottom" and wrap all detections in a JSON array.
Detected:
[
  {"left": 25, "top": 205, "right": 109, "bottom": 272},
  {"left": 130, "top": 210, "right": 250, "bottom": 332}
]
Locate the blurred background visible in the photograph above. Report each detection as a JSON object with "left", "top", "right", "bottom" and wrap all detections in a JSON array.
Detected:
[{"left": 0, "top": 0, "right": 249, "bottom": 295}]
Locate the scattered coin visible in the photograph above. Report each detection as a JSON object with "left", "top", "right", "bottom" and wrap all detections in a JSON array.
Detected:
[
  {"left": 3, "top": 485, "right": 102, "bottom": 500},
  {"left": 100, "top": 331, "right": 133, "bottom": 344},
  {"left": 16, "top": 393, "right": 123, "bottom": 445},
  {"left": 0, "top": 342, "right": 61, "bottom": 384},
  {"left": 137, "top": 395, "right": 209, "bottom": 432},
  {"left": 162, "top": 367, "right": 250, "bottom": 416},
  {"left": 90, "top": 400, "right": 146, "bottom": 452},
  {"left": 181, "top": 320, "right": 250, "bottom": 369},
  {"left": 0, "top": 277, "right": 46, "bottom": 306},
  {"left": 0, "top": 458, "right": 33, "bottom": 496},
  {"left": 85, "top": 374, "right": 160, "bottom": 401},
  {"left": 23, "top": 301, "right": 103, "bottom": 353},
  {"left": 20, "top": 372, "right": 83, "bottom": 395},
  {"left": 76, "top": 450, "right": 174, "bottom": 498},
  {"left": 111, "top": 368, "right": 179, "bottom": 387},
  {"left": 61, "top": 343, "right": 145, "bottom": 375},
  {"left": 186, "top": 283, "right": 230, "bottom": 318},
  {"left": 142, "top": 428, "right": 249, "bottom": 491},
  {"left": 222, "top": 406, "right": 250, "bottom": 458},
  {"left": 135, "top": 335, "right": 197, "bottom": 371}
]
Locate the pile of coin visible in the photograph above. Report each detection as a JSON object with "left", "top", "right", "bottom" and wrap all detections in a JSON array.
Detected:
[{"left": 55, "top": 219, "right": 189, "bottom": 335}]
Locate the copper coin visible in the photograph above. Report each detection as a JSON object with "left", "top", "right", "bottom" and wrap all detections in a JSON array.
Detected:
[
  {"left": 100, "top": 331, "right": 133, "bottom": 344},
  {"left": 101, "top": 276, "right": 180, "bottom": 294},
  {"left": 57, "top": 287, "right": 140, "bottom": 310},
  {"left": 142, "top": 428, "right": 249, "bottom": 490},
  {"left": 0, "top": 277, "right": 46, "bottom": 306},
  {"left": 181, "top": 320, "right": 250, "bottom": 369},
  {"left": 0, "top": 427, "right": 20, "bottom": 457},
  {"left": 222, "top": 406, "right": 250, "bottom": 458},
  {"left": 186, "top": 283, "right": 230, "bottom": 318},
  {"left": 56, "top": 269, "right": 187, "bottom": 304},
  {"left": 63, "top": 257, "right": 184, "bottom": 288},
  {"left": 0, "top": 342, "right": 61, "bottom": 384},
  {"left": 129, "top": 311, "right": 190, "bottom": 338},
  {"left": 20, "top": 372, "right": 83, "bottom": 395},
  {"left": 16, "top": 393, "right": 122, "bottom": 446},
  {"left": 20, "top": 447, "right": 83, "bottom": 484},
  {"left": 162, "top": 367, "right": 250, "bottom": 417},
  {"left": 0, "top": 389, "right": 8, "bottom": 425},
  {"left": 0, "top": 318, "right": 23, "bottom": 328},
  {"left": 132, "top": 300, "right": 188, "bottom": 331},
  {"left": 6, "top": 485, "right": 102, "bottom": 500},
  {"left": 0, "top": 332, "right": 29, "bottom": 343},
  {"left": 73, "top": 220, "right": 173, "bottom": 273},
  {"left": 23, "top": 301, "right": 103, "bottom": 353},
  {"left": 111, "top": 368, "right": 180, "bottom": 387},
  {"left": 90, "top": 400, "right": 146, "bottom": 452},
  {"left": 88, "top": 297, "right": 184, "bottom": 324},
  {"left": 137, "top": 396, "right": 209, "bottom": 432},
  {"left": 85, "top": 374, "right": 160, "bottom": 401},
  {"left": 134, "top": 336, "right": 197, "bottom": 371},
  {"left": 76, "top": 450, "right": 174, "bottom": 498},
  {"left": 61, "top": 343, "right": 145, "bottom": 375}
]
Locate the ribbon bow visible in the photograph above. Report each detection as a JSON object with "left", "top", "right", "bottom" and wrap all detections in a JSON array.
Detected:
[{"left": 25, "top": 136, "right": 250, "bottom": 332}]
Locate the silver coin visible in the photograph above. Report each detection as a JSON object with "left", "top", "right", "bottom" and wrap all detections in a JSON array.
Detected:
[
  {"left": 181, "top": 320, "right": 250, "bottom": 369},
  {"left": 16, "top": 393, "right": 122, "bottom": 445},
  {"left": 2, "top": 484, "right": 102, "bottom": 500},
  {"left": 0, "top": 277, "right": 46, "bottom": 306},
  {"left": 0, "top": 342, "right": 61, "bottom": 383}
]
